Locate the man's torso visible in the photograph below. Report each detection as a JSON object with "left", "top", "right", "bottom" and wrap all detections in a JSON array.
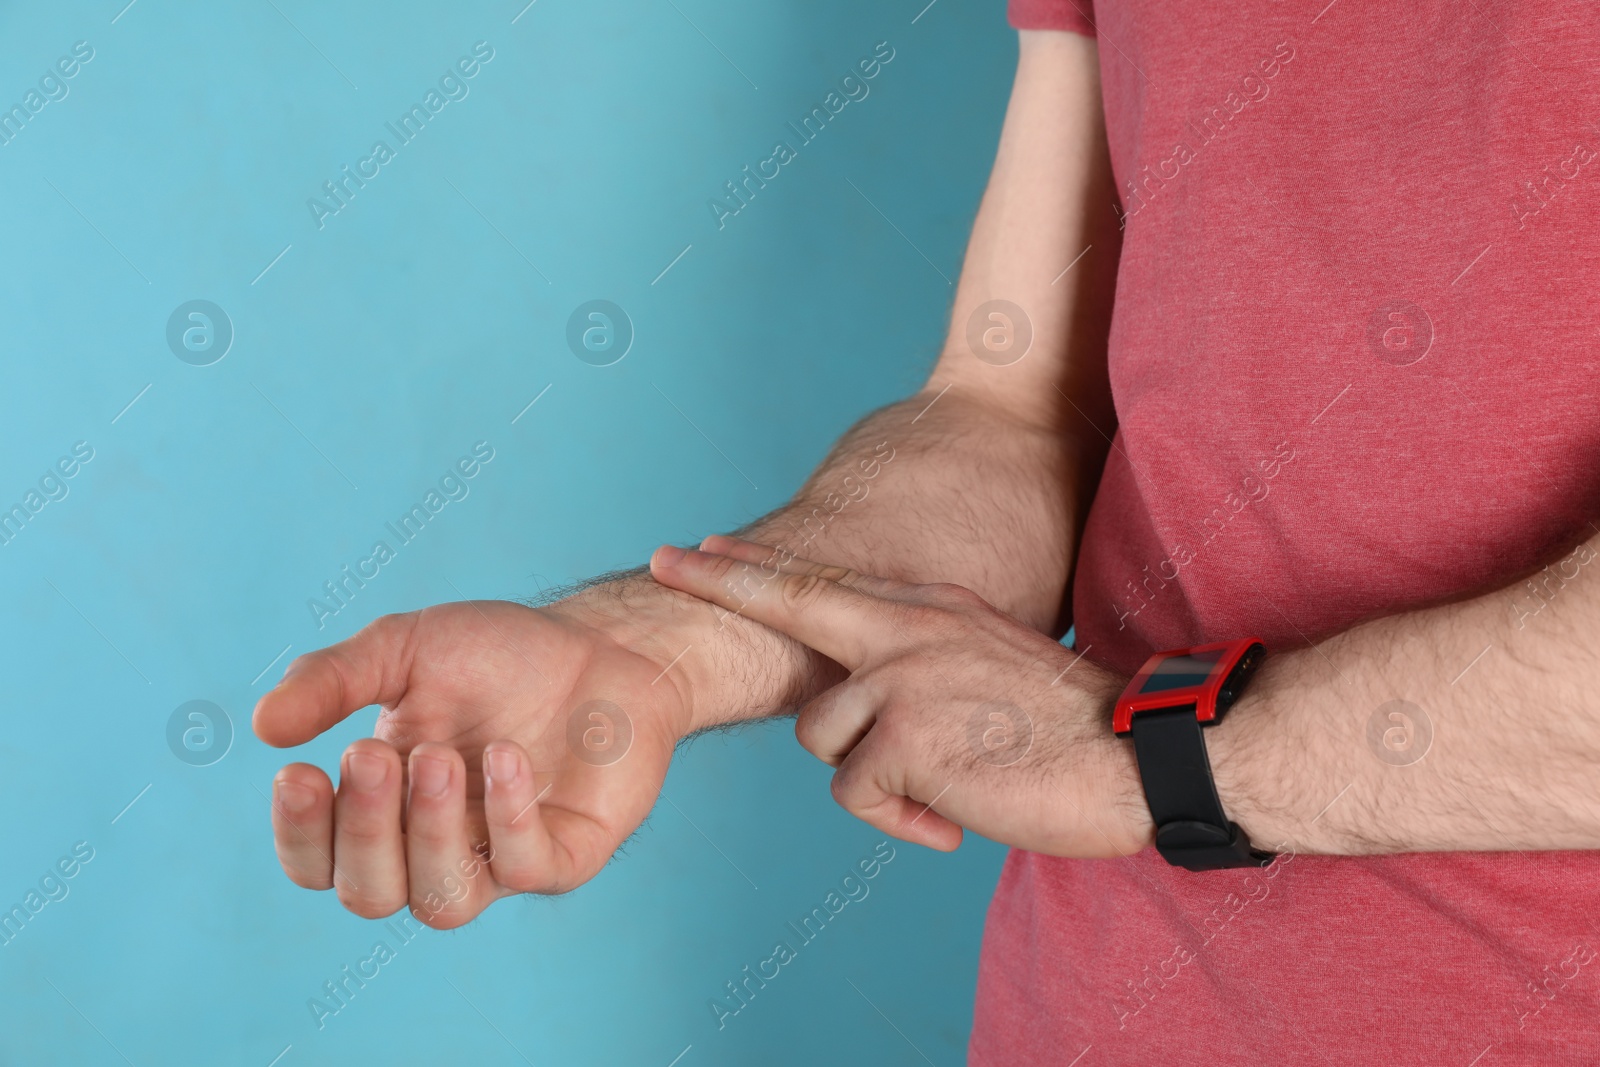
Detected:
[{"left": 973, "top": 2, "right": 1600, "bottom": 1063}]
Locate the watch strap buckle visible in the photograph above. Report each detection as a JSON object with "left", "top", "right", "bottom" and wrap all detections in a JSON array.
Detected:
[{"left": 1154, "top": 820, "right": 1276, "bottom": 872}]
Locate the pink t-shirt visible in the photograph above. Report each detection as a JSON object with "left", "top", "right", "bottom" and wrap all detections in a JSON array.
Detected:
[{"left": 972, "top": 1, "right": 1600, "bottom": 1063}]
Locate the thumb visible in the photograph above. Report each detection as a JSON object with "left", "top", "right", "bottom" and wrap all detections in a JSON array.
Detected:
[{"left": 252, "top": 613, "right": 418, "bottom": 747}]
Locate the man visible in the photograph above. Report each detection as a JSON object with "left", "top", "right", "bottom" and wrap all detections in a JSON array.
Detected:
[{"left": 255, "top": 0, "right": 1600, "bottom": 1061}]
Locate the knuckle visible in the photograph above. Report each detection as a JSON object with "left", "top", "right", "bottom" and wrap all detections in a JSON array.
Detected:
[
  {"left": 794, "top": 721, "right": 837, "bottom": 765},
  {"left": 929, "top": 603, "right": 973, "bottom": 633},
  {"left": 929, "top": 581, "right": 984, "bottom": 607},
  {"left": 334, "top": 818, "right": 395, "bottom": 847},
  {"left": 365, "top": 611, "right": 412, "bottom": 639},
  {"left": 712, "top": 556, "right": 761, "bottom": 601},
  {"left": 780, "top": 572, "right": 829, "bottom": 612},
  {"left": 699, "top": 550, "right": 740, "bottom": 581},
  {"left": 829, "top": 761, "right": 871, "bottom": 813},
  {"left": 828, "top": 768, "right": 855, "bottom": 808},
  {"left": 793, "top": 710, "right": 822, "bottom": 752},
  {"left": 403, "top": 824, "right": 455, "bottom": 852},
  {"left": 410, "top": 899, "right": 473, "bottom": 930},
  {"left": 489, "top": 858, "right": 544, "bottom": 894}
]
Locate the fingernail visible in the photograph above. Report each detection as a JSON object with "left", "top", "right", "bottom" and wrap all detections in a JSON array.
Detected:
[
  {"left": 412, "top": 755, "right": 450, "bottom": 798},
  {"left": 275, "top": 779, "right": 316, "bottom": 814},
  {"left": 654, "top": 544, "right": 686, "bottom": 566},
  {"left": 345, "top": 752, "right": 387, "bottom": 791},
  {"left": 485, "top": 748, "right": 519, "bottom": 786}
]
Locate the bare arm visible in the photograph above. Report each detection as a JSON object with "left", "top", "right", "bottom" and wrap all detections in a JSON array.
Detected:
[
  {"left": 1211, "top": 533, "right": 1600, "bottom": 854},
  {"left": 572, "top": 29, "right": 1122, "bottom": 731}
]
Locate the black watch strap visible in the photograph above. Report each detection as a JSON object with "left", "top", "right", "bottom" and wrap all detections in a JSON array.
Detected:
[{"left": 1128, "top": 707, "right": 1275, "bottom": 871}]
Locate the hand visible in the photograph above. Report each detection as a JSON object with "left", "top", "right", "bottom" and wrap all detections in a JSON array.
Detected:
[
  {"left": 650, "top": 536, "right": 1154, "bottom": 857},
  {"left": 253, "top": 597, "right": 693, "bottom": 928}
]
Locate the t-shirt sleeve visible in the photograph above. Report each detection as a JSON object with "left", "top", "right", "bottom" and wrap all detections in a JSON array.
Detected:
[{"left": 1007, "top": 0, "right": 1096, "bottom": 36}]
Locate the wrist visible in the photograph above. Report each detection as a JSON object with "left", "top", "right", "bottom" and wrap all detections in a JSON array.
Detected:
[
  {"left": 1204, "top": 651, "right": 1334, "bottom": 855},
  {"left": 1205, "top": 684, "right": 1279, "bottom": 852},
  {"left": 1064, "top": 662, "right": 1157, "bottom": 856},
  {"left": 1099, "top": 731, "right": 1157, "bottom": 856},
  {"left": 551, "top": 571, "right": 841, "bottom": 734}
]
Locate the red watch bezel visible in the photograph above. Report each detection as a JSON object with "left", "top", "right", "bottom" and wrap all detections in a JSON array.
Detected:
[{"left": 1112, "top": 637, "right": 1264, "bottom": 734}]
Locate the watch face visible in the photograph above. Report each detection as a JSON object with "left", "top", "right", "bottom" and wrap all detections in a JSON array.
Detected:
[
  {"left": 1113, "top": 638, "right": 1266, "bottom": 734},
  {"left": 1138, "top": 649, "right": 1225, "bottom": 694}
]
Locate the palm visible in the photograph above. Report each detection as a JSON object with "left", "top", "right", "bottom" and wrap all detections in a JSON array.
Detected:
[
  {"left": 255, "top": 598, "right": 691, "bottom": 923},
  {"left": 374, "top": 601, "right": 682, "bottom": 875}
]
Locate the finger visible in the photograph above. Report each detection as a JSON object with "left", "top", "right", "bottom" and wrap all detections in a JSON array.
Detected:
[
  {"left": 699, "top": 535, "right": 909, "bottom": 599},
  {"left": 831, "top": 738, "right": 964, "bottom": 852},
  {"left": 795, "top": 680, "right": 886, "bottom": 766},
  {"left": 271, "top": 763, "right": 336, "bottom": 890},
  {"left": 704, "top": 537, "right": 989, "bottom": 621},
  {"left": 537, "top": 806, "right": 625, "bottom": 893},
  {"left": 405, "top": 744, "right": 493, "bottom": 929},
  {"left": 484, "top": 738, "right": 644, "bottom": 895},
  {"left": 330, "top": 740, "right": 407, "bottom": 918},
  {"left": 482, "top": 740, "right": 563, "bottom": 893},
  {"left": 252, "top": 612, "right": 417, "bottom": 748},
  {"left": 698, "top": 533, "right": 777, "bottom": 561},
  {"left": 650, "top": 544, "right": 897, "bottom": 670}
]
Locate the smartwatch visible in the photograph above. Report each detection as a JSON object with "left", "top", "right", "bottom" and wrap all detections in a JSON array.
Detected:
[{"left": 1113, "top": 638, "right": 1274, "bottom": 871}]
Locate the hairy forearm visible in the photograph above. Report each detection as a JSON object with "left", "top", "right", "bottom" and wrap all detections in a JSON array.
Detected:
[
  {"left": 562, "top": 391, "right": 1105, "bottom": 730},
  {"left": 738, "top": 392, "right": 1101, "bottom": 626},
  {"left": 1210, "top": 534, "right": 1600, "bottom": 855}
]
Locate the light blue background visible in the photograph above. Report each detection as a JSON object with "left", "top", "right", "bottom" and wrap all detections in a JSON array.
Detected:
[{"left": 0, "top": 2, "right": 1020, "bottom": 1063}]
